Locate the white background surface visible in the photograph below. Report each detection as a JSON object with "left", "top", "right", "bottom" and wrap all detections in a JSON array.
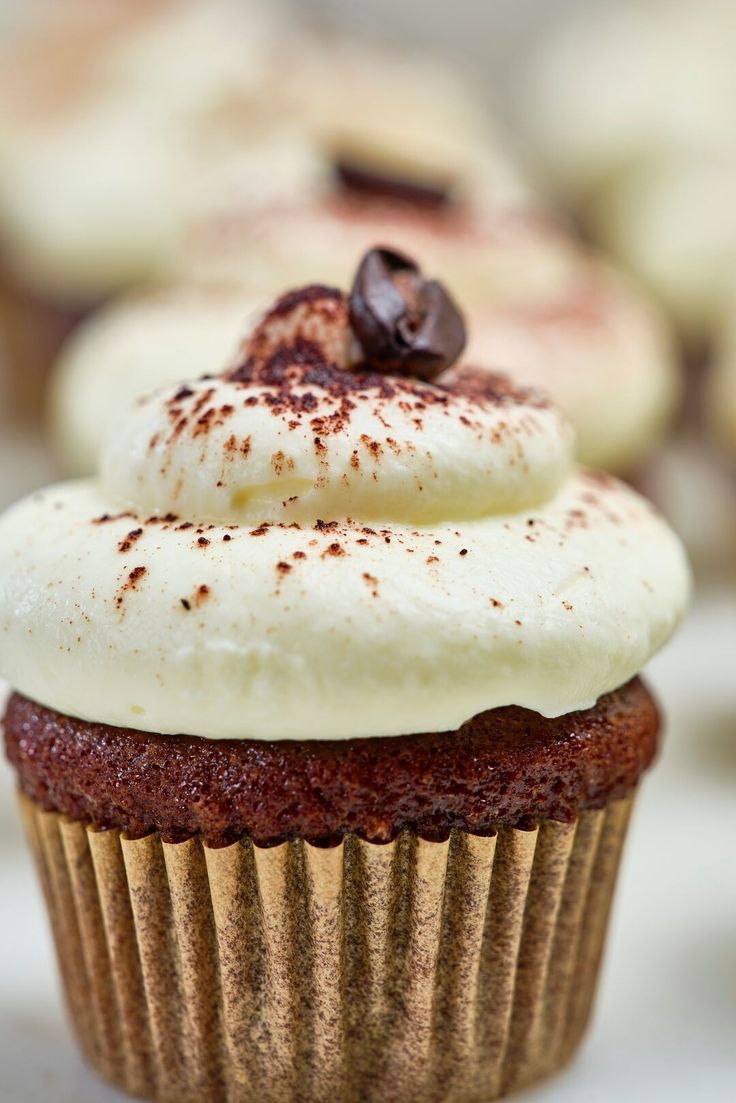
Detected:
[{"left": 1, "top": 586, "right": 734, "bottom": 1102}]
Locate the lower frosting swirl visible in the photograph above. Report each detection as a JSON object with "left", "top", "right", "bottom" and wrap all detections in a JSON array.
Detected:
[
  {"left": 0, "top": 280, "right": 690, "bottom": 740},
  {"left": 0, "top": 472, "right": 688, "bottom": 740}
]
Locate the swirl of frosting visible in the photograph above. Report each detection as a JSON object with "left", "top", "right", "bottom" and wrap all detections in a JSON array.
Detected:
[
  {"left": 0, "top": 279, "right": 690, "bottom": 740},
  {"left": 104, "top": 288, "right": 574, "bottom": 526}
]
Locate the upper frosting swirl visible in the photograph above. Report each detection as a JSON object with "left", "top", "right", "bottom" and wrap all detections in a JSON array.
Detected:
[
  {"left": 104, "top": 288, "right": 573, "bottom": 527},
  {"left": 0, "top": 268, "right": 690, "bottom": 740}
]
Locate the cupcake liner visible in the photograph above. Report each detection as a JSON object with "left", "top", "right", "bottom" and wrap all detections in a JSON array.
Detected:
[{"left": 19, "top": 792, "right": 634, "bottom": 1103}]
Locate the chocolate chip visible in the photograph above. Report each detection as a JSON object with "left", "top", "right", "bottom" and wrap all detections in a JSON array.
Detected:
[
  {"left": 335, "top": 159, "right": 449, "bottom": 208},
  {"left": 349, "top": 247, "right": 466, "bottom": 380}
]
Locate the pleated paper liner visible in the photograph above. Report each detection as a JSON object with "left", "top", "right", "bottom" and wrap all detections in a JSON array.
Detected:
[{"left": 19, "top": 792, "right": 634, "bottom": 1103}]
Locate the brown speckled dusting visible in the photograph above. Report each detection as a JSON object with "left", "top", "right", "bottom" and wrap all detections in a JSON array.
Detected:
[
  {"left": 4, "top": 679, "right": 658, "bottom": 848},
  {"left": 227, "top": 284, "right": 542, "bottom": 412}
]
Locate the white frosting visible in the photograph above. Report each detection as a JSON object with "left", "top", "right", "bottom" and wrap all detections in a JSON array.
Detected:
[
  {"left": 0, "top": 289, "right": 690, "bottom": 740},
  {"left": 0, "top": 471, "right": 689, "bottom": 741},
  {"left": 103, "top": 371, "right": 573, "bottom": 528}
]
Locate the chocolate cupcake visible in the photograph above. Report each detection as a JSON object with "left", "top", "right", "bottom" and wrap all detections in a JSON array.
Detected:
[{"left": 0, "top": 253, "right": 690, "bottom": 1102}]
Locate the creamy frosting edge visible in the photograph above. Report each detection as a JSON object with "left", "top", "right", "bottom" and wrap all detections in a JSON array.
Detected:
[
  {"left": 0, "top": 470, "right": 689, "bottom": 740},
  {"left": 101, "top": 372, "right": 574, "bottom": 527}
]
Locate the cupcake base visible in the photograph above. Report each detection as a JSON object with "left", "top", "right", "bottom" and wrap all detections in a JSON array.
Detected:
[
  {"left": 20, "top": 792, "right": 634, "bottom": 1103},
  {"left": 5, "top": 682, "right": 656, "bottom": 846}
]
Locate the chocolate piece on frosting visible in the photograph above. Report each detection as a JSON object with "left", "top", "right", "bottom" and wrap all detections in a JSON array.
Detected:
[
  {"left": 334, "top": 158, "right": 450, "bottom": 208},
  {"left": 349, "top": 247, "right": 466, "bottom": 380}
]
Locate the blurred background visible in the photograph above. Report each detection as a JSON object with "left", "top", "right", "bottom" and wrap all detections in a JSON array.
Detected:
[{"left": 0, "top": 2, "right": 734, "bottom": 1101}]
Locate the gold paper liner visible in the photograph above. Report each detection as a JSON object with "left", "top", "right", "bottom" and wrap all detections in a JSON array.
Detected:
[{"left": 19, "top": 793, "right": 634, "bottom": 1103}]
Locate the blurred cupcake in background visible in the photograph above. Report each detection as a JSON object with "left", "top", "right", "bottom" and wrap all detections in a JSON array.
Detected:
[
  {"left": 587, "top": 155, "right": 736, "bottom": 346},
  {"left": 518, "top": 0, "right": 736, "bottom": 344},
  {"left": 0, "top": 0, "right": 520, "bottom": 421},
  {"left": 49, "top": 285, "right": 256, "bottom": 475},
  {"left": 0, "top": 0, "right": 288, "bottom": 301},
  {"left": 50, "top": 194, "right": 681, "bottom": 478},
  {"left": 263, "top": 31, "right": 529, "bottom": 222},
  {"left": 519, "top": 0, "right": 736, "bottom": 203},
  {"left": 518, "top": 0, "right": 736, "bottom": 576},
  {"left": 0, "top": 0, "right": 291, "bottom": 416}
]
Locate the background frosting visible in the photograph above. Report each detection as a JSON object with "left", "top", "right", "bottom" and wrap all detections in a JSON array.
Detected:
[{"left": 49, "top": 202, "right": 680, "bottom": 477}]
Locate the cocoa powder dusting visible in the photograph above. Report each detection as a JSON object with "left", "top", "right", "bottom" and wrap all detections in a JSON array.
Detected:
[
  {"left": 114, "top": 566, "right": 147, "bottom": 610},
  {"left": 117, "top": 528, "right": 143, "bottom": 553}
]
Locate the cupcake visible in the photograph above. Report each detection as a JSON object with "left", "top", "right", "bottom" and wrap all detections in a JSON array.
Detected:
[
  {"left": 262, "top": 30, "right": 528, "bottom": 223},
  {"left": 51, "top": 196, "right": 680, "bottom": 478},
  {"left": 706, "top": 312, "right": 736, "bottom": 460},
  {"left": 0, "top": 0, "right": 514, "bottom": 420},
  {"left": 587, "top": 153, "right": 736, "bottom": 343},
  {"left": 0, "top": 0, "right": 291, "bottom": 417},
  {"left": 0, "top": 0, "right": 516, "bottom": 302},
  {"left": 0, "top": 250, "right": 689, "bottom": 1101},
  {"left": 48, "top": 284, "right": 257, "bottom": 476},
  {"left": 517, "top": 0, "right": 736, "bottom": 341},
  {"left": 0, "top": 0, "right": 288, "bottom": 301},
  {"left": 518, "top": 0, "right": 736, "bottom": 205}
]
